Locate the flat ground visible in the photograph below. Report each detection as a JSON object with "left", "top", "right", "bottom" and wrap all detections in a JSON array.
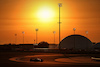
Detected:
[{"left": 0, "top": 51, "right": 100, "bottom": 67}]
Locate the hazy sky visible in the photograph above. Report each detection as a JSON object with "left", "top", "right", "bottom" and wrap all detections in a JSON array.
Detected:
[{"left": 0, "top": 0, "right": 100, "bottom": 44}]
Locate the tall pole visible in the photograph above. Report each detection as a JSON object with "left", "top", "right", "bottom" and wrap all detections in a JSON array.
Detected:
[
  {"left": 34, "top": 40, "right": 35, "bottom": 44},
  {"left": 36, "top": 29, "right": 38, "bottom": 44},
  {"left": 36, "top": 31, "right": 37, "bottom": 44},
  {"left": 23, "top": 34, "right": 24, "bottom": 44},
  {"left": 54, "top": 33, "right": 55, "bottom": 44},
  {"left": 73, "top": 28, "right": 76, "bottom": 35},
  {"left": 58, "top": 3, "right": 62, "bottom": 49},
  {"left": 73, "top": 28, "right": 76, "bottom": 49},
  {"left": 59, "top": 5, "right": 60, "bottom": 49},
  {"left": 53, "top": 31, "right": 56, "bottom": 44},
  {"left": 86, "top": 31, "right": 88, "bottom": 37},
  {"left": 15, "top": 34, "right": 17, "bottom": 44},
  {"left": 22, "top": 31, "right": 25, "bottom": 44}
]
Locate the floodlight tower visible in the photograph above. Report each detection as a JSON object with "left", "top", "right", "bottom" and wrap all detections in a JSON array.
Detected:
[
  {"left": 22, "top": 31, "right": 25, "bottom": 44},
  {"left": 34, "top": 40, "right": 35, "bottom": 44},
  {"left": 15, "top": 34, "right": 17, "bottom": 44},
  {"left": 35, "top": 28, "right": 38, "bottom": 44},
  {"left": 73, "top": 28, "right": 76, "bottom": 35},
  {"left": 58, "top": 3, "right": 62, "bottom": 49},
  {"left": 73, "top": 28, "right": 76, "bottom": 49},
  {"left": 86, "top": 31, "right": 88, "bottom": 37},
  {"left": 53, "top": 31, "right": 56, "bottom": 44}
]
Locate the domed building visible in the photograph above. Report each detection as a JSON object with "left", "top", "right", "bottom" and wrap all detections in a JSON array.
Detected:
[
  {"left": 60, "top": 34, "right": 93, "bottom": 50},
  {"left": 38, "top": 41, "right": 49, "bottom": 48}
]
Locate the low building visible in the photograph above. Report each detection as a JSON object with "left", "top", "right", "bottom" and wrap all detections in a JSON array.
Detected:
[
  {"left": 92, "top": 42, "right": 100, "bottom": 51},
  {"left": 19, "top": 44, "right": 34, "bottom": 50},
  {"left": 49, "top": 44, "right": 58, "bottom": 48}
]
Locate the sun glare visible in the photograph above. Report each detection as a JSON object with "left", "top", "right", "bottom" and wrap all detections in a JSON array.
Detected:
[
  {"left": 37, "top": 7, "right": 55, "bottom": 22},
  {"left": 41, "top": 10, "right": 50, "bottom": 18}
]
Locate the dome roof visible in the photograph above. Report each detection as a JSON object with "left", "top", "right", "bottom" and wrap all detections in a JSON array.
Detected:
[
  {"left": 38, "top": 41, "right": 49, "bottom": 48},
  {"left": 60, "top": 34, "right": 93, "bottom": 49}
]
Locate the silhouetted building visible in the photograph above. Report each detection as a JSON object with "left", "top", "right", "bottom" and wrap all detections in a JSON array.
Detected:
[
  {"left": 49, "top": 44, "right": 58, "bottom": 48},
  {"left": 93, "top": 42, "right": 100, "bottom": 49},
  {"left": 19, "top": 44, "right": 33, "bottom": 50},
  {"left": 60, "top": 34, "right": 93, "bottom": 50},
  {"left": 38, "top": 41, "right": 49, "bottom": 48},
  {"left": 0, "top": 45, "right": 11, "bottom": 51}
]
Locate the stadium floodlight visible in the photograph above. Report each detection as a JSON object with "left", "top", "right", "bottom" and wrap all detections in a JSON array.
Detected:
[
  {"left": 53, "top": 31, "right": 56, "bottom": 44},
  {"left": 73, "top": 28, "right": 76, "bottom": 34},
  {"left": 22, "top": 31, "right": 25, "bottom": 44},
  {"left": 35, "top": 29, "right": 38, "bottom": 44},
  {"left": 58, "top": 3, "right": 62, "bottom": 49},
  {"left": 15, "top": 34, "right": 17, "bottom": 44}
]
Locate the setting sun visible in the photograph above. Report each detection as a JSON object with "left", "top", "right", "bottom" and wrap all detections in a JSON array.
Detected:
[{"left": 36, "top": 7, "right": 55, "bottom": 22}]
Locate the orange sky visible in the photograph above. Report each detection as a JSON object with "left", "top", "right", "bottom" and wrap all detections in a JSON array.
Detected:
[{"left": 0, "top": 0, "right": 100, "bottom": 44}]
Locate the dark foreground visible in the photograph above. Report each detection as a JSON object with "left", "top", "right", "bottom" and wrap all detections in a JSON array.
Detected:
[{"left": 0, "top": 51, "right": 100, "bottom": 67}]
